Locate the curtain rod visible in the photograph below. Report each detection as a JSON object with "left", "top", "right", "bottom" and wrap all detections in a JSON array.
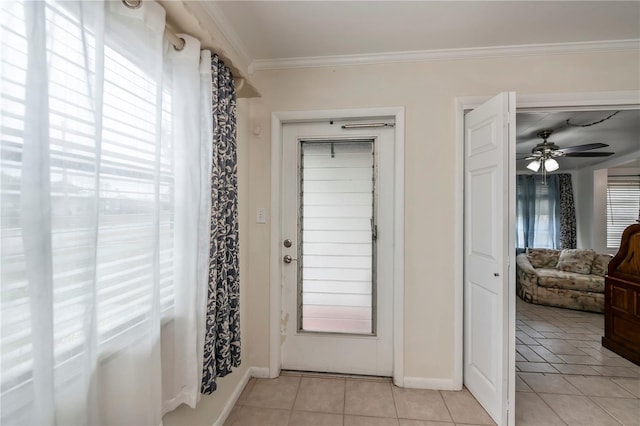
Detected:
[{"left": 121, "top": 0, "right": 245, "bottom": 91}]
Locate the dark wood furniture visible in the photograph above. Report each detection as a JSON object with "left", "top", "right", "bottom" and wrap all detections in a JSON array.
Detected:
[{"left": 602, "top": 223, "right": 640, "bottom": 366}]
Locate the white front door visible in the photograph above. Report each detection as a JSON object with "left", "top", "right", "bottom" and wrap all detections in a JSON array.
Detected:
[
  {"left": 464, "top": 93, "right": 516, "bottom": 425},
  {"left": 280, "top": 120, "right": 394, "bottom": 376}
]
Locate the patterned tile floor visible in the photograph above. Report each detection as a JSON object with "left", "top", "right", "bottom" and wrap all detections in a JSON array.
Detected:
[
  {"left": 225, "top": 299, "right": 639, "bottom": 425},
  {"left": 515, "top": 298, "right": 640, "bottom": 425}
]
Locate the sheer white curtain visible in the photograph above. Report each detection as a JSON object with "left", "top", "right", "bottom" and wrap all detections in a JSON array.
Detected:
[{"left": 0, "top": 1, "right": 212, "bottom": 424}]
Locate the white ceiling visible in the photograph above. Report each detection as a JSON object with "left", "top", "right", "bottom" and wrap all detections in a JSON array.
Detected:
[
  {"left": 212, "top": 1, "right": 640, "bottom": 61},
  {"left": 207, "top": 1, "right": 640, "bottom": 172},
  {"left": 516, "top": 110, "right": 640, "bottom": 172}
]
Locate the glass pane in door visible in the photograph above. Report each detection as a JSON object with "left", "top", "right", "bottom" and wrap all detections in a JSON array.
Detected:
[{"left": 299, "top": 140, "right": 375, "bottom": 334}]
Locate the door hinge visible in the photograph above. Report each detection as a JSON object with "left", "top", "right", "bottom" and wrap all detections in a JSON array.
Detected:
[
  {"left": 370, "top": 218, "right": 378, "bottom": 241},
  {"left": 504, "top": 112, "right": 511, "bottom": 125},
  {"left": 507, "top": 256, "right": 511, "bottom": 268}
]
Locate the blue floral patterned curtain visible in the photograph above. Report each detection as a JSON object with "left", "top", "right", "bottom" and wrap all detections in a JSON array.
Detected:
[
  {"left": 557, "top": 174, "right": 577, "bottom": 249},
  {"left": 201, "top": 55, "right": 240, "bottom": 394}
]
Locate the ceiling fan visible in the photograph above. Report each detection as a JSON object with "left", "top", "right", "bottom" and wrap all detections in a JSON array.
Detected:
[{"left": 517, "top": 130, "right": 615, "bottom": 179}]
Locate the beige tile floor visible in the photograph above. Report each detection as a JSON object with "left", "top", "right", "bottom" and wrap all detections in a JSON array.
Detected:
[
  {"left": 225, "top": 299, "right": 639, "bottom": 426},
  {"left": 515, "top": 298, "right": 640, "bottom": 425},
  {"left": 225, "top": 373, "right": 496, "bottom": 426}
]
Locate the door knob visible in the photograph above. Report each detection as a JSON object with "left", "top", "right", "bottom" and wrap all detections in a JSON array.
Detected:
[{"left": 283, "top": 255, "right": 297, "bottom": 264}]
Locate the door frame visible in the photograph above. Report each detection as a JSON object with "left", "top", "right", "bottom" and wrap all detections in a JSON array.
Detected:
[
  {"left": 454, "top": 90, "right": 640, "bottom": 425},
  {"left": 269, "top": 107, "right": 406, "bottom": 385}
]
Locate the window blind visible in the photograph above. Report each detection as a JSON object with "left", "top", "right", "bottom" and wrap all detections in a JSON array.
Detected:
[
  {"left": 1, "top": 0, "right": 174, "bottom": 408},
  {"left": 300, "top": 141, "right": 375, "bottom": 334},
  {"left": 607, "top": 175, "right": 640, "bottom": 248}
]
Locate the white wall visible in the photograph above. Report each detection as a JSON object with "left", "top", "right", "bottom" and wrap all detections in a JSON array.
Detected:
[
  {"left": 574, "top": 162, "right": 640, "bottom": 253},
  {"left": 574, "top": 168, "right": 609, "bottom": 252},
  {"left": 592, "top": 168, "right": 609, "bottom": 253},
  {"left": 246, "top": 51, "right": 640, "bottom": 383},
  {"left": 162, "top": 98, "right": 251, "bottom": 426},
  {"left": 574, "top": 168, "right": 596, "bottom": 249}
]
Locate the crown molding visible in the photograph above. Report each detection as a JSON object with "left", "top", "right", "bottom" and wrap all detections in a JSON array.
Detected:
[
  {"left": 197, "top": 1, "right": 253, "bottom": 72},
  {"left": 251, "top": 39, "right": 640, "bottom": 72}
]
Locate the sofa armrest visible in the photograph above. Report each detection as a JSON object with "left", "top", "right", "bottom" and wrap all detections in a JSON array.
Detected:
[
  {"left": 516, "top": 253, "right": 539, "bottom": 303},
  {"left": 516, "top": 253, "right": 537, "bottom": 277}
]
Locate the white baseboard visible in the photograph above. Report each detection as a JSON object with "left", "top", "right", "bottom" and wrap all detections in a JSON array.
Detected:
[
  {"left": 403, "top": 376, "right": 462, "bottom": 391},
  {"left": 213, "top": 367, "right": 252, "bottom": 426},
  {"left": 212, "top": 366, "right": 275, "bottom": 426},
  {"left": 250, "top": 366, "right": 271, "bottom": 378}
]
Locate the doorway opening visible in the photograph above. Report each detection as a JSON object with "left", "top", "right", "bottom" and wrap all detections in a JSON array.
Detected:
[
  {"left": 280, "top": 120, "right": 394, "bottom": 376},
  {"left": 269, "top": 107, "right": 405, "bottom": 384},
  {"left": 512, "top": 108, "right": 640, "bottom": 425},
  {"left": 296, "top": 138, "right": 377, "bottom": 336},
  {"left": 456, "top": 91, "right": 640, "bottom": 426}
]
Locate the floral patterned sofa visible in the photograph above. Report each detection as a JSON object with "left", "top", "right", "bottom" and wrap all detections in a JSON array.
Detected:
[{"left": 516, "top": 248, "right": 612, "bottom": 313}]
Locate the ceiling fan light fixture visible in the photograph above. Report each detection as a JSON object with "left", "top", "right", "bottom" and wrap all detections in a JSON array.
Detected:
[
  {"left": 544, "top": 158, "right": 559, "bottom": 172},
  {"left": 526, "top": 160, "right": 541, "bottom": 172},
  {"left": 517, "top": 127, "right": 616, "bottom": 183}
]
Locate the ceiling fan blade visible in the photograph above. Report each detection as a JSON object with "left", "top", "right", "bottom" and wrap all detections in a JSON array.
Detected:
[
  {"left": 563, "top": 152, "right": 615, "bottom": 157},
  {"left": 516, "top": 155, "right": 537, "bottom": 160},
  {"left": 558, "top": 143, "right": 609, "bottom": 154}
]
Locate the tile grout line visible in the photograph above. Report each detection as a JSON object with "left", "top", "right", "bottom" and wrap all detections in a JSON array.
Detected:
[
  {"left": 438, "top": 389, "right": 456, "bottom": 424},
  {"left": 526, "top": 384, "right": 569, "bottom": 424},
  {"left": 587, "top": 394, "right": 634, "bottom": 425},
  {"left": 389, "top": 381, "right": 399, "bottom": 420},
  {"left": 584, "top": 394, "right": 621, "bottom": 425},
  {"left": 517, "top": 372, "right": 585, "bottom": 397},
  {"left": 343, "top": 377, "right": 346, "bottom": 422},
  {"left": 287, "top": 375, "right": 303, "bottom": 425}
]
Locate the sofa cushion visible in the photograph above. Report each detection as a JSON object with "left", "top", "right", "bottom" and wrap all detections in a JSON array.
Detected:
[
  {"left": 591, "top": 253, "right": 612, "bottom": 277},
  {"left": 527, "top": 248, "right": 560, "bottom": 269},
  {"left": 536, "top": 268, "right": 605, "bottom": 293},
  {"left": 556, "top": 249, "right": 596, "bottom": 274}
]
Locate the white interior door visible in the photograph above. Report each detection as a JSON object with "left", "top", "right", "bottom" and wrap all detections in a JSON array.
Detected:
[
  {"left": 280, "top": 120, "right": 394, "bottom": 376},
  {"left": 464, "top": 92, "right": 516, "bottom": 425}
]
